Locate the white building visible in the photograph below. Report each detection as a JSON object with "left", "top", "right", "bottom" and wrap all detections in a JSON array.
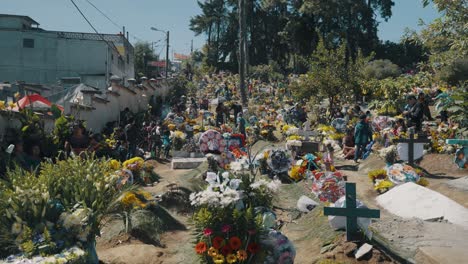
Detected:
[{"left": 0, "top": 14, "right": 135, "bottom": 91}]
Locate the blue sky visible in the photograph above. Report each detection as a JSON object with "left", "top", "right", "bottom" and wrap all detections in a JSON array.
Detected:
[{"left": 3, "top": 0, "right": 439, "bottom": 57}]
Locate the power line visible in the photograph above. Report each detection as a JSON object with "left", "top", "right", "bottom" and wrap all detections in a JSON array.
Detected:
[
  {"left": 69, "top": 0, "right": 119, "bottom": 54},
  {"left": 83, "top": 0, "right": 144, "bottom": 42}
]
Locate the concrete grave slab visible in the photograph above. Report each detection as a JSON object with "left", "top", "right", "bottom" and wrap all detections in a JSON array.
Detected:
[
  {"left": 446, "top": 176, "right": 468, "bottom": 192},
  {"left": 171, "top": 158, "right": 206, "bottom": 170},
  {"left": 376, "top": 182, "right": 468, "bottom": 230},
  {"left": 415, "top": 246, "right": 468, "bottom": 264}
]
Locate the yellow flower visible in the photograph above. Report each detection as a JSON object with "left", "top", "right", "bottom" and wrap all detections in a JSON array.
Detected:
[
  {"left": 208, "top": 247, "right": 218, "bottom": 257},
  {"left": 226, "top": 254, "right": 237, "bottom": 263},
  {"left": 123, "top": 157, "right": 144, "bottom": 171},
  {"left": 213, "top": 254, "right": 225, "bottom": 264},
  {"left": 8, "top": 102, "right": 16, "bottom": 109},
  {"left": 121, "top": 192, "right": 138, "bottom": 209},
  {"left": 374, "top": 180, "right": 394, "bottom": 192},
  {"left": 263, "top": 151, "right": 270, "bottom": 159},
  {"left": 260, "top": 130, "right": 268, "bottom": 136},
  {"left": 14, "top": 92, "right": 21, "bottom": 99},
  {"left": 109, "top": 159, "right": 121, "bottom": 170},
  {"left": 417, "top": 178, "right": 429, "bottom": 187}
]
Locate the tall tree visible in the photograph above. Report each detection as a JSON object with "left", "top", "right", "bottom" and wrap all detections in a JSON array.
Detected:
[{"left": 134, "top": 42, "right": 156, "bottom": 78}]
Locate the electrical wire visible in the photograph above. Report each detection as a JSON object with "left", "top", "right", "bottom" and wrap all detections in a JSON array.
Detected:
[
  {"left": 69, "top": 0, "right": 120, "bottom": 54},
  {"left": 83, "top": 0, "right": 144, "bottom": 42}
]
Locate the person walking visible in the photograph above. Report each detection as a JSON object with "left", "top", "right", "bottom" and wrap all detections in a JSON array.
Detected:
[{"left": 354, "top": 114, "right": 373, "bottom": 163}]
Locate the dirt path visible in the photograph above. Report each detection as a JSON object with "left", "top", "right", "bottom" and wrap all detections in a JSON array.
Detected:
[{"left": 97, "top": 160, "right": 200, "bottom": 264}]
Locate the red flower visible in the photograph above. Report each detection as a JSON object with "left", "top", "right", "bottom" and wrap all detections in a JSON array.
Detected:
[
  {"left": 247, "top": 242, "right": 260, "bottom": 254},
  {"left": 195, "top": 241, "right": 207, "bottom": 254},
  {"left": 221, "top": 244, "right": 233, "bottom": 256},
  {"left": 203, "top": 228, "right": 213, "bottom": 237},
  {"left": 212, "top": 236, "right": 224, "bottom": 249},
  {"left": 228, "top": 236, "right": 242, "bottom": 250},
  {"left": 221, "top": 224, "right": 232, "bottom": 233}
]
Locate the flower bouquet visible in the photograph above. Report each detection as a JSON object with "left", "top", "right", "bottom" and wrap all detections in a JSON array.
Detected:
[
  {"left": 121, "top": 157, "right": 159, "bottom": 185},
  {"left": 310, "top": 171, "right": 345, "bottom": 203},
  {"left": 191, "top": 172, "right": 284, "bottom": 264}
]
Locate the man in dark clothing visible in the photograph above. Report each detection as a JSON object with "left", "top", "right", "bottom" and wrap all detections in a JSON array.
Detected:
[
  {"left": 354, "top": 114, "right": 373, "bottom": 163},
  {"left": 124, "top": 119, "right": 139, "bottom": 159},
  {"left": 231, "top": 102, "right": 243, "bottom": 125},
  {"left": 418, "top": 92, "right": 432, "bottom": 121},
  {"left": 404, "top": 95, "right": 424, "bottom": 132}
]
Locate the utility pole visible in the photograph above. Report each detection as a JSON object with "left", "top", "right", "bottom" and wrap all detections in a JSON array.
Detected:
[
  {"left": 191, "top": 39, "right": 194, "bottom": 54},
  {"left": 165, "top": 31, "right": 170, "bottom": 79},
  {"left": 238, "top": 0, "right": 247, "bottom": 106}
]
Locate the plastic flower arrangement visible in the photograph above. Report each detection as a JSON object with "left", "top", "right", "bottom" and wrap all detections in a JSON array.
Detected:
[
  {"left": 191, "top": 172, "right": 286, "bottom": 264},
  {"left": 0, "top": 100, "right": 5, "bottom": 111}
]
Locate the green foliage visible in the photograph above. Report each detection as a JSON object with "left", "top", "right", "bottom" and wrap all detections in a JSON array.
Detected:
[
  {"left": 190, "top": 0, "right": 395, "bottom": 72},
  {"left": 0, "top": 156, "right": 121, "bottom": 257},
  {"left": 53, "top": 115, "right": 74, "bottom": 148},
  {"left": 405, "top": 0, "right": 467, "bottom": 72},
  {"left": 443, "top": 86, "right": 468, "bottom": 136},
  {"left": 167, "top": 76, "right": 188, "bottom": 104},
  {"left": 363, "top": 59, "right": 401, "bottom": 80},
  {"left": 251, "top": 63, "right": 284, "bottom": 82},
  {"left": 134, "top": 42, "right": 157, "bottom": 77},
  {"left": 437, "top": 57, "right": 468, "bottom": 85}
]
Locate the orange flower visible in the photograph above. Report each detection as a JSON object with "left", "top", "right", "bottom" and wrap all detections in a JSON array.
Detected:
[
  {"left": 247, "top": 242, "right": 260, "bottom": 254},
  {"left": 237, "top": 250, "right": 248, "bottom": 261},
  {"left": 195, "top": 241, "right": 207, "bottom": 255},
  {"left": 212, "top": 236, "right": 224, "bottom": 249},
  {"left": 228, "top": 236, "right": 242, "bottom": 250}
]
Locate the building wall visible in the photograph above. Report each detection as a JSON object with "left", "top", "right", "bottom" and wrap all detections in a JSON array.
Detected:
[{"left": 0, "top": 29, "right": 134, "bottom": 90}]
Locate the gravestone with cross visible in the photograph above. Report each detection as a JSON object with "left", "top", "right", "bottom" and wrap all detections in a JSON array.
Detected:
[
  {"left": 324, "top": 182, "right": 380, "bottom": 241},
  {"left": 394, "top": 131, "right": 431, "bottom": 165}
]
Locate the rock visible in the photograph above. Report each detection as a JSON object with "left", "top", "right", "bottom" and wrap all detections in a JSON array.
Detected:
[
  {"left": 355, "top": 243, "right": 373, "bottom": 260},
  {"left": 320, "top": 244, "right": 337, "bottom": 254},
  {"left": 342, "top": 242, "right": 358, "bottom": 257}
]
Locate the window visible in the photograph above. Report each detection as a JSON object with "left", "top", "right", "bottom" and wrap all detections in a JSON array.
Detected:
[{"left": 23, "top": 38, "right": 34, "bottom": 48}]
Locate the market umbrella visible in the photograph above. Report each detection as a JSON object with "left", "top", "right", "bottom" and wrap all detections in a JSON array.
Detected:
[{"left": 15, "top": 94, "right": 64, "bottom": 112}]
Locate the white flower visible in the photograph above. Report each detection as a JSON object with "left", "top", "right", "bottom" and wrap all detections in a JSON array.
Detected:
[
  {"left": 205, "top": 172, "right": 218, "bottom": 184},
  {"left": 250, "top": 179, "right": 269, "bottom": 190},
  {"left": 11, "top": 222, "right": 22, "bottom": 235},
  {"left": 60, "top": 213, "right": 80, "bottom": 230},
  {"left": 267, "top": 179, "right": 281, "bottom": 193},
  {"left": 229, "top": 179, "right": 242, "bottom": 190}
]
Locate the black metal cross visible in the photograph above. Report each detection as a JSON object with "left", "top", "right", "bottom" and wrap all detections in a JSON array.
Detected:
[
  {"left": 324, "top": 183, "right": 380, "bottom": 241},
  {"left": 394, "top": 131, "right": 431, "bottom": 165}
]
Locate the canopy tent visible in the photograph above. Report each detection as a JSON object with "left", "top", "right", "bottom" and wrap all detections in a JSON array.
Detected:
[{"left": 15, "top": 94, "right": 63, "bottom": 112}]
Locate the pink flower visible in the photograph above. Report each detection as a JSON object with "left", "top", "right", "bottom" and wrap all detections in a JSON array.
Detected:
[
  {"left": 221, "top": 224, "right": 231, "bottom": 233},
  {"left": 203, "top": 228, "right": 213, "bottom": 237}
]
